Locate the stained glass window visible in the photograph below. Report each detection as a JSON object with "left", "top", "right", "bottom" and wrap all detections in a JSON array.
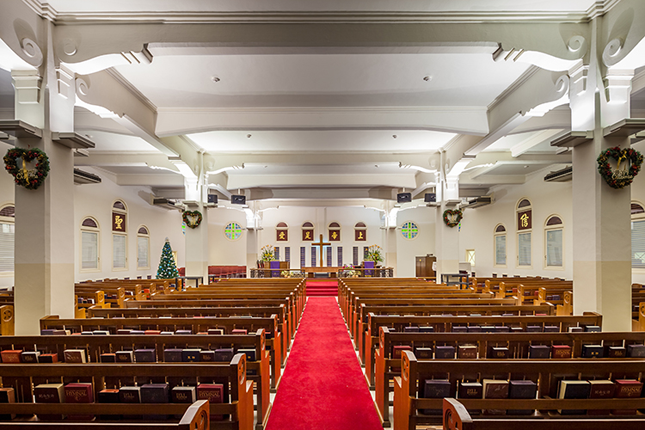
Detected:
[
  {"left": 401, "top": 222, "right": 419, "bottom": 239},
  {"left": 225, "top": 222, "right": 243, "bottom": 240}
]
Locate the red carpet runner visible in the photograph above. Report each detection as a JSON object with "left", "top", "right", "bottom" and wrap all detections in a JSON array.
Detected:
[
  {"left": 266, "top": 297, "right": 382, "bottom": 430},
  {"left": 306, "top": 280, "right": 338, "bottom": 297}
]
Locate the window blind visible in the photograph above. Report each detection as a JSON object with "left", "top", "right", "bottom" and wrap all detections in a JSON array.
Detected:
[
  {"left": 518, "top": 232, "right": 531, "bottom": 266},
  {"left": 137, "top": 236, "right": 149, "bottom": 269},
  {"left": 113, "top": 234, "right": 127, "bottom": 269},
  {"left": 546, "top": 229, "right": 563, "bottom": 267},
  {"left": 495, "top": 235, "right": 506, "bottom": 266},
  {"left": 81, "top": 231, "right": 98, "bottom": 270},
  {"left": 631, "top": 220, "right": 645, "bottom": 268},
  {"left": 0, "top": 223, "right": 15, "bottom": 272}
]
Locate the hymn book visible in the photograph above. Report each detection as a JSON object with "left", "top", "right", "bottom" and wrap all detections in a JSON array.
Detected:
[
  {"left": 64, "top": 382, "right": 94, "bottom": 420},
  {"left": 197, "top": 383, "right": 224, "bottom": 420},
  {"left": 63, "top": 349, "right": 87, "bottom": 363},
  {"left": 587, "top": 380, "right": 615, "bottom": 415},
  {"left": 422, "top": 379, "right": 451, "bottom": 415},
  {"left": 482, "top": 379, "right": 509, "bottom": 415},
  {"left": 612, "top": 380, "right": 643, "bottom": 415},
  {"left": 508, "top": 380, "right": 537, "bottom": 415},
  {"left": 0, "top": 350, "right": 22, "bottom": 363},
  {"left": 458, "top": 381, "right": 482, "bottom": 416},
  {"left": 558, "top": 380, "right": 590, "bottom": 415},
  {"left": 34, "top": 383, "right": 65, "bottom": 420},
  {"left": 0, "top": 387, "right": 15, "bottom": 420}
]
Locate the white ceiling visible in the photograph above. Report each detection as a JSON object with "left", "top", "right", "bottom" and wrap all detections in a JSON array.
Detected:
[
  {"left": 115, "top": 52, "right": 530, "bottom": 109},
  {"left": 77, "top": 130, "right": 162, "bottom": 153},
  {"left": 187, "top": 130, "right": 455, "bottom": 153},
  {"left": 39, "top": 0, "right": 600, "bottom": 14}
]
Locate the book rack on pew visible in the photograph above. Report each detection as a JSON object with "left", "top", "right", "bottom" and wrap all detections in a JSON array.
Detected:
[
  {"left": 0, "top": 333, "right": 270, "bottom": 429},
  {"left": 376, "top": 329, "right": 645, "bottom": 427},
  {"left": 0, "top": 358, "right": 252, "bottom": 430},
  {"left": 395, "top": 352, "right": 645, "bottom": 430}
]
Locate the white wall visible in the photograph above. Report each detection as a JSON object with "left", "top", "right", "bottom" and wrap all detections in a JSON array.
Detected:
[
  {"left": 73, "top": 167, "right": 185, "bottom": 282},
  {"left": 256, "top": 205, "right": 385, "bottom": 269},
  {"left": 396, "top": 206, "right": 436, "bottom": 277},
  {"left": 0, "top": 142, "right": 15, "bottom": 287},
  {"left": 208, "top": 207, "right": 247, "bottom": 265},
  {"left": 459, "top": 169, "right": 573, "bottom": 279}
]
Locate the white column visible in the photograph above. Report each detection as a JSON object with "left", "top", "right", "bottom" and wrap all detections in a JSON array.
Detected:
[
  {"left": 434, "top": 177, "right": 460, "bottom": 281},
  {"left": 13, "top": 22, "right": 76, "bottom": 334},
  {"left": 183, "top": 178, "right": 209, "bottom": 283},
  {"left": 570, "top": 23, "right": 633, "bottom": 330}
]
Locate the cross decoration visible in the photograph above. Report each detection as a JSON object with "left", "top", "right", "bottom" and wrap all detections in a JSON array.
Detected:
[{"left": 312, "top": 234, "right": 331, "bottom": 267}]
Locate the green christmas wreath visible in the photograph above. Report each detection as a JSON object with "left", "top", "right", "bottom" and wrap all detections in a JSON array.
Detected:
[
  {"left": 443, "top": 209, "right": 463, "bottom": 228},
  {"left": 3, "top": 147, "right": 50, "bottom": 190},
  {"left": 183, "top": 210, "right": 203, "bottom": 229},
  {"left": 597, "top": 147, "right": 643, "bottom": 189}
]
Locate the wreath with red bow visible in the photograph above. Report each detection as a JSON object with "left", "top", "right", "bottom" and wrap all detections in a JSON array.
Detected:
[
  {"left": 183, "top": 210, "right": 203, "bottom": 229},
  {"left": 597, "top": 147, "right": 643, "bottom": 189},
  {"left": 443, "top": 209, "right": 463, "bottom": 228}
]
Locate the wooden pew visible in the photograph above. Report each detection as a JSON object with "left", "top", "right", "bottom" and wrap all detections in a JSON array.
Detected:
[
  {"left": 395, "top": 352, "right": 645, "bottom": 430},
  {"left": 40, "top": 315, "right": 283, "bottom": 393},
  {"left": 1, "top": 333, "right": 269, "bottom": 429},
  {"left": 0, "top": 304, "right": 13, "bottom": 335},
  {"left": 0, "top": 358, "right": 252, "bottom": 430},
  {"left": 442, "top": 397, "right": 645, "bottom": 430},
  {"left": 376, "top": 329, "right": 644, "bottom": 426},
  {"left": 363, "top": 311, "right": 601, "bottom": 390}
]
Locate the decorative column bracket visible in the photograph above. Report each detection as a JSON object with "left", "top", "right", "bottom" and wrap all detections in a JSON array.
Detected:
[
  {"left": 603, "top": 118, "right": 645, "bottom": 138},
  {"left": 550, "top": 131, "right": 594, "bottom": 148},
  {"left": 0, "top": 119, "right": 42, "bottom": 139},
  {"left": 51, "top": 132, "right": 96, "bottom": 149}
]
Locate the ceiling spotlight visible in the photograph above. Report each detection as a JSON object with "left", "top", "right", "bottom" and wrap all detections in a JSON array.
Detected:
[
  {"left": 247, "top": 134, "right": 252, "bottom": 138},
  {"left": 423, "top": 76, "right": 432, "bottom": 82},
  {"left": 211, "top": 76, "right": 220, "bottom": 82},
  {"left": 393, "top": 135, "right": 397, "bottom": 139},
  {"left": 375, "top": 164, "right": 379, "bottom": 168},
  {"left": 524, "top": 165, "right": 529, "bottom": 168}
]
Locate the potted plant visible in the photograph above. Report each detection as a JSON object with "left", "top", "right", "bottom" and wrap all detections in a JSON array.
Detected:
[
  {"left": 364, "top": 244, "right": 384, "bottom": 265},
  {"left": 260, "top": 245, "right": 276, "bottom": 268}
]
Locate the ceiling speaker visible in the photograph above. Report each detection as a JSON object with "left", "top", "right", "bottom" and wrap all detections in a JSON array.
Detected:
[
  {"left": 207, "top": 194, "right": 218, "bottom": 204},
  {"left": 397, "top": 192, "right": 412, "bottom": 203},
  {"left": 231, "top": 195, "right": 246, "bottom": 205},
  {"left": 424, "top": 193, "right": 436, "bottom": 203}
]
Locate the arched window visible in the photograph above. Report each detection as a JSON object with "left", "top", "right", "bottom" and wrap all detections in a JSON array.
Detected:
[
  {"left": 516, "top": 198, "right": 532, "bottom": 267},
  {"left": 302, "top": 221, "right": 314, "bottom": 241},
  {"left": 329, "top": 222, "right": 341, "bottom": 241},
  {"left": 494, "top": 224, "right": 506, "bottom": 267},
  {"left": 401, "top": 221, "right": 418, "bottom": 240},
  {"left": 355, "top": 222, "right": 367, "bottom": 242},
  {"left": 276, "top": 222, "right": 288, "bottom": 242},
  {"left": 81, "top": 216, "right": 100, "bottom": 271},
  {"left": 0, "top": 204, "right": 15, "bottom": 274},
  {"left": 632, "top": 202, "right": 645, "bottom": 269},
  {"left": 137, "top": 225, "right": 150, "bottom": 270},
  {"left": 544, "top": 215, "right": 563, "bottom": 268},
  {"left": 112, "top": 200, "right": 127, "bottom": 270}
]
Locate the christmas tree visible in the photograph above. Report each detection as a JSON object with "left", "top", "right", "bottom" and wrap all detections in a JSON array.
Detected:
[{"left": 156, "top": 238, "right": 179, "bottom": 279}]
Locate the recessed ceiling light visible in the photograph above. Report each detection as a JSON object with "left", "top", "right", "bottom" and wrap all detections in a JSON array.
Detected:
[
  {"left": 393, "top": 135, "right": 397, "bottom": 139},
  {"left": 524, "top": 165, "right": 529, "bottom": 168},
  {"left": 423, "top": 76, "right": 432, "bottom": 82},
  {"left": 247, "top": 134, "right": 252, "bottom": 138},
  {"left": 375, "top": 164, "right": 379, "bottom": 168},
  {"left": 211, "top": 76, "right": 220, "bottom": 82}
]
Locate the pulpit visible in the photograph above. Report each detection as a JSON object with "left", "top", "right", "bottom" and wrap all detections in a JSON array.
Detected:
[{"left": 363, "top": 261, "right": 375, "bottom": 277}]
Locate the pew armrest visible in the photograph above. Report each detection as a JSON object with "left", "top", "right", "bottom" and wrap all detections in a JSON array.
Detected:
[
  {"left": 178, "top": 399, "right": 209, "bottom": 430},
  {"left": 443, "top": 398, "right": 473, "bottom": 430}
]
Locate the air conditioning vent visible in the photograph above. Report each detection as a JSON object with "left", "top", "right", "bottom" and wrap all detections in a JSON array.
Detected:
[
  {"left": 466, "top": 196, "right": 492, "bottom": 209},
  {"left": 153, "top": 198, "right": 178, "bottom": 210},
  {"left": 73, "top": 168, "right": 101, "bottom": 185},
  {"left": 544, "top": 166, "right": 572, "bottom": 182}
]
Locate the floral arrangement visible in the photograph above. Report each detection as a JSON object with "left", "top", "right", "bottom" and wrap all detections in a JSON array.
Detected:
[
  {"left": 341, "top": 264, "right": 356, "bottom": 277},
  {"left": 597, "top": 147, "right": 643, "bottom": 189},
  {"left": 3, "top": 147, "right": 50, "bottom": 190},
  {"left": 260, "top": 245, "right": 276, "bottom": 262},
  {"left": 364, "top": 245, "right": 384, "bottom": 263}
]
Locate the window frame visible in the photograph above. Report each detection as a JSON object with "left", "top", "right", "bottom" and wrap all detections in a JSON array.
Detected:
[
  {"left": 400, "top": 221, "right": 419, "bottom": 240},
  {"left": 465, "top": 249, "right": 475, "bottom": 267},
  {"left": 493, "top": 224, "right": 507, "bottom": 268},
  {"left": 0, "top": 204, "right": 15, "bottom": 277},
  {"left": 112, "top": 201, "right": 128, "bottom": 271},
  {"left": 516, "top": 198, "right": 532, "bottom": 268},
  {"left": 137, "top": 225, "right": 150, "bottom": 270},
  {"left": 631, "top": 201, "right": 645, "bottom": 271},
  {"left": 544, "top": 215, "right": 564, "bottom": 270},
  {"left": 80, "top": 216, "right": 101, "bottom": 273}
]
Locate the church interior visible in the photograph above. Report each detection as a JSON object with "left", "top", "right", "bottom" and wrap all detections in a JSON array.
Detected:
[{"left": 2, "top": 0, "right": 645, "bottom": 429}]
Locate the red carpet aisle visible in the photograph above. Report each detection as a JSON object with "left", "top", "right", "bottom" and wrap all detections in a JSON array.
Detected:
[
  {"left": 266, "top": 297, "right": 382, "bottom": 430},
  {"left": 305, "top": 279, "right": 338, "bottom": 296}
]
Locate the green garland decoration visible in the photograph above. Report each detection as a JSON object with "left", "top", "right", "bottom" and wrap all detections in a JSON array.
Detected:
[
  {"left": 3, "top": 147, "right": 50, "bottom": 190},
  {"left": 443, "top": 209, "right": 463, "bottom": 228},
  {"left": 182, "top": 210, "right": 203, "bottom": 229},
  {"left": 597, "top": 147, "right": 643, "bottom": 189}
]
